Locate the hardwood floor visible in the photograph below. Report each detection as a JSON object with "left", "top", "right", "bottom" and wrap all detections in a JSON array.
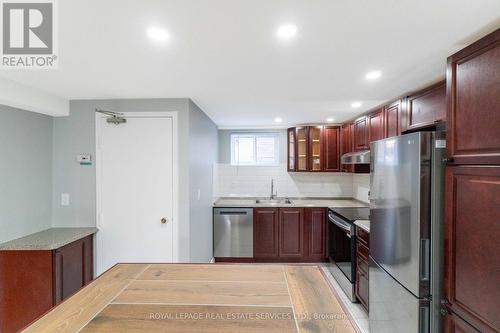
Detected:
[{"left": 22, "top": 264, "right": 357, "bottom": 333}]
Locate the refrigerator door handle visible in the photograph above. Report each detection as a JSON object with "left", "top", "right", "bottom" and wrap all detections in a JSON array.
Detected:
[
  {"left": 420, "top": 238, "right": 430, "bottom": 281},
  {"left": 419, "top": 305, "right": 430, "bottom": 333}
]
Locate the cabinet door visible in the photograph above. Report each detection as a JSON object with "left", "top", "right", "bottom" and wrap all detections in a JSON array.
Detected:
[
  {"left": 406, "top": 81, "right": 446, "bottom": 130},
  {"left": 340, "top": 123, "right": 353, "bottom": 173},
  {"left": 305, "top": 208, "right": 326, "bottom": 260},
  {"left": 353, "top": 116, "right": 368, "bottom": 150},
  {"left": 309, "top": 126, "right": 324, "bottom": 171},
  {"left": 279, "top": 208, "right": 305, "bottom": 258},
  {"left": 443, "top": 310, "right": 481, "bottom": 333},
  {"left": 287, "top": 128, "right": 296, "bottom": 172},
  {"left": 253, "top": 208, "right": 279, "bottom": 258},
  {"left": 53, "top": 235, "right": 93, "bottom": 304},
  {"left": 368, "top": 109, "right": 384, "bottom": 143},
  {"left": 355, "top": 267, "right": 369, "bottom": 311},
  {"left": 446, "top": 29, "right": 500, "bottom": 165},
  {"left": 323, "top": 126, "right": 340, "bottom": 172},
  {"left": 295, "top": 127, "right": 308, "bottom": 171},
  {"left": 444, "top": 166, "right": 500, "bottom": 332},
  {"left": 385, "top": 100, "right": 401, "bottom": 138}
]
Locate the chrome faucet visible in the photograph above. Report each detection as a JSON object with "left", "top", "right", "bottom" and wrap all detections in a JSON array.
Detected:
[{"left": 270, "top": 179, "right": 277, "bottom": 199}]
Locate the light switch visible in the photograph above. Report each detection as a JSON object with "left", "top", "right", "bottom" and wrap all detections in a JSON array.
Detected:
[
  {"left": 61, "top": 193, "right": 70, "bottom": 206},
  {"left": 197, "top": 189, "right": 201, "bottom": 201}
]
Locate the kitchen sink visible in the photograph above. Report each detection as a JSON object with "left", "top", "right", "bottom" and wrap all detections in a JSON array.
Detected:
[{"left": 255, "top": 198, "right": 293, "bottom": 205}]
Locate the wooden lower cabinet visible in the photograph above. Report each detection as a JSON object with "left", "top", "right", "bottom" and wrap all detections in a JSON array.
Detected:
[
  {"left": 0, "top": 235, "right": 94, "bottom": 333},
  {"left": 253, "top": 208, "right": 279, "bottom": 258},
  {"left": 355, "top": 226, "right": 369, "bottom": 311},
  {"left": 443, "top": 310, "right": 481, "bottom": 333},
  {"left": 305, "top": 208, "right": 327, "bottom": 261},
  {"left": 444, "top": 166, "right": 500, "bottom": 332},
  {"left": 278, "top": 208, "right": 304, "bottom": 257},
  {"left": 253, "top": 207, "right": 326, "bottom": 262}
]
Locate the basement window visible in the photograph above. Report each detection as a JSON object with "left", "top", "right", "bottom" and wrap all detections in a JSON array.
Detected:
[{"left": 230, "top": 133, "right": 280, "bottom": 166}]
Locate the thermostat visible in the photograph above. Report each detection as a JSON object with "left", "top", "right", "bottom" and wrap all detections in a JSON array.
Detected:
[{"left": 77, "top": 154, "right": 92, "bottom": 165}]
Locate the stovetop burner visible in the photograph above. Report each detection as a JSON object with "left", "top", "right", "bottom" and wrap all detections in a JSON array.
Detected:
[{"left": 329, "top": 207, "right": 370, "bottom": 222}]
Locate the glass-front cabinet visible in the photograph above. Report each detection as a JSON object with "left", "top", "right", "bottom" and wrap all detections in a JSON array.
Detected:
[
  {"left": 287, "top": 125, "right": 340, "bottom": 172},
  {"left": 287, "top": 128, "right": 296, "bottom": 172},
  {"left": 296, "top": 127, "right": 308, "bottom": 171},
  {"left": 309, "top": 126, "right": 323, "bottom": 171}
]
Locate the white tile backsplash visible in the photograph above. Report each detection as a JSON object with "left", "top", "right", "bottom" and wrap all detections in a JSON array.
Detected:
[
  {"left": 214, "top": 163, "right": 355, "bottom": 198},
  {"left": 353, "top": 174, "right": 370, "bottom": 204}
]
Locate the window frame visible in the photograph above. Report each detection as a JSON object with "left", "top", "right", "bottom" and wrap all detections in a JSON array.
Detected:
[{"left": 230, "top": 132, "right": 280, "bottom": 166}]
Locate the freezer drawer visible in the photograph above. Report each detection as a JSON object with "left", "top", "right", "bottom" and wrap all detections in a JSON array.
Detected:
[
  {"left": 213, "top": 208, "right": 253, "bottom": 257},
  {"left": 369, "top": 257, "right": 430, "bottom": 333}
]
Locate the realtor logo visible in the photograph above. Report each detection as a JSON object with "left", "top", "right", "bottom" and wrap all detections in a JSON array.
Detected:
[{"left": 1, "top": 0, "right": 57, "bottom": 68}]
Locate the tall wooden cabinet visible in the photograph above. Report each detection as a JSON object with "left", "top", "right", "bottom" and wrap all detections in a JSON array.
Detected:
[{"left": 443, "top": 28, "right": 500, "bottom": 333}]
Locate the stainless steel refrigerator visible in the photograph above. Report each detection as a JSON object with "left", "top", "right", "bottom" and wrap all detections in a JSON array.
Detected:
[{"left": 369, "top": 132, "right": 445, "bottom": 333}]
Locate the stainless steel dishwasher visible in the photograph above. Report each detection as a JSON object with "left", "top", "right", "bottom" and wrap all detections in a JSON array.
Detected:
[{"left": 213, "top": 208, "right": 253, "bottom": 258}]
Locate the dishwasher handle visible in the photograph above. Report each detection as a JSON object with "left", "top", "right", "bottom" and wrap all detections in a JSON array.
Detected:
[{"left": 218, "top": 211, "right": 248, "bottom": 215}]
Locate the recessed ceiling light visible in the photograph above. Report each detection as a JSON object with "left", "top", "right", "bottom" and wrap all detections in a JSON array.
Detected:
[
  {"left": 351, "top": 102, "right": 362, "bottom": 108},
  {"left": 274, "top": 117, "right": 283, "bottom": 123},
  {"left": 365, "top": 70, "right": 382, "bottom": 80},
  {"left": 147, "top": 27, "right": 169, "bottom": 42},
  {"left": 326, "top": 117, "right": 335, "bottom": 123},
  {"left": 276, "top": 24, "right": 298, "bottom": 40}
]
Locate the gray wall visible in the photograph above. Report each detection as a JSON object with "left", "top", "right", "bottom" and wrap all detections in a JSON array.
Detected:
[
  {"left": 188, "top": 100, "right": 218, "bottom": 262},
  {"left": 0, "top": 106, "right": 53, "bottom": 243},
  {"left": 218, "top": 129, "right": 287, "bottom": 164},
  {"left": 52, "top": 98, "right": 191, "bottom": 261},
  {"left": 51, "top": 98, "right": 216, "bottom": 262}
]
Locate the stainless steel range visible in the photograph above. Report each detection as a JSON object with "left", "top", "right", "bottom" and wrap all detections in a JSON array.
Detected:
[{"left": 327, "top": 206, "right": 370, "bottom": 302}]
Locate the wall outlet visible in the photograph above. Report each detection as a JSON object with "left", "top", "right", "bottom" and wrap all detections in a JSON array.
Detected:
[{"left": 61, "top": 193, "right": 70, "bottom": 206}]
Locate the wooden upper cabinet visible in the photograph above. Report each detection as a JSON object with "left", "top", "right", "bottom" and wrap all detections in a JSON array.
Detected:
[
  {"left": 295, "top": 127, "right": 308, "bottom": 171},
  {"left": 353, "top": 116, "right": 369, "bottom": 150},
  {"left": 446, "top": 29, "right": 500, "bottom": 165},
  {"left": 368, "top": 109, "right": 384, "bottom": 144},
  {"left": 406, "top": 81, "right": 446, "bottom": 130},
  {"left": 253, "top": 208, "right": 279, "bottom": 258},
  {"left": 444, "top": 166, "right": 500, "bottom": 333},
  {"left": 385, "top": 100, "right": 401, "bottom": 138},
  {"left": 323, "top": 126, "right": 340, "bottom": 172},
  {"left": 278, "top": 208, "right": 305, "bottom": 258},
  {"left": 340, "top": 123, "right": 354, "bottom": 173},
  {"left": 287, "top": 128, "right": 296, "bottom": 172},
  {"left": 287, "top": 125, "right": 340, "bottom": 172},
  {"left": 308, "top": 126, "right": 323, "bottom": 171}
]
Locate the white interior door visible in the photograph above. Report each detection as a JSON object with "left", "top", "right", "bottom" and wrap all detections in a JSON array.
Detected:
[{"left": 96, "top": 114, "right": 174, "bottom": 274}]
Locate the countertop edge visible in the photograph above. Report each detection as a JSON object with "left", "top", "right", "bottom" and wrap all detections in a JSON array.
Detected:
[{"left": 0, "top": 227, "right": 99, "bottom": 251}]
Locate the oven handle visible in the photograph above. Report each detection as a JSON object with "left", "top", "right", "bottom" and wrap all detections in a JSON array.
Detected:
[{"left": 329, "top": 214, "right": 352, "bottom": 233}]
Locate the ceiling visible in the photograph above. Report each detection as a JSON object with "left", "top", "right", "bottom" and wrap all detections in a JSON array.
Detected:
[{"left": 0, "top": 0, "right": 499, "bottom": 127}]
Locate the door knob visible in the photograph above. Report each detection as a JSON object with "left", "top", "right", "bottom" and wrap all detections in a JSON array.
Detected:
[{"left": 161, "top": 218, "right": 167, "bottom": 224}]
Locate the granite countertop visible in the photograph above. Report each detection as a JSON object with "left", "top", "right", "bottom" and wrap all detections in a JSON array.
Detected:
[
  {"left": 0, "top": 227, "right": 98, "bottom": 250},
  {"left": 354, "top": 220, "right": 370, "bottom": 232},
  {"left": 213, "top": 197, "right": 368, "bottom": 208}
]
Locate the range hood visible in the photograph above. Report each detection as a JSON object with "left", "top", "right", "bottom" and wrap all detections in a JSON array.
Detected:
[{"left": 341, "top": 150, "right": 370, "bottom": 164}]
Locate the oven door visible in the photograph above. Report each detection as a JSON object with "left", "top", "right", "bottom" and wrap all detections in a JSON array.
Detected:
[{"left": 328, "top": 212, "right": 356, "bottom": 283}]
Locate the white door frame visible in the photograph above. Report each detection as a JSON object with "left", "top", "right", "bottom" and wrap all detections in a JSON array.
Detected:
[{"left": 95, "top": 112, "right": 179, "bottom": 274}]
